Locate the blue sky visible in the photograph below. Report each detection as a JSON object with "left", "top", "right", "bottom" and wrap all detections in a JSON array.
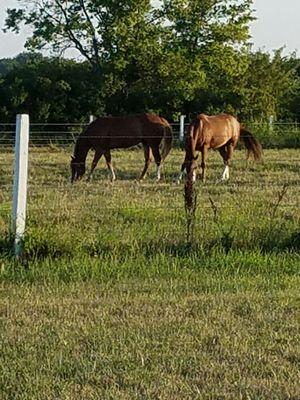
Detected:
[{"left": 0, "top": 0, "right": 299, "bottom": 58}]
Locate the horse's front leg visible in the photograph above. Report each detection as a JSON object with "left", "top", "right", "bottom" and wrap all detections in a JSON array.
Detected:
[
  {"left": 104, "top": 150, "right": 116, "bottom": 182},
  {"left": 200, "top": 146, "right": 208, "bottom": 182},
  {"left": 139, "top": 145, "right": 151, "bottom": 180},
  {"left": 87, "top": 150, "right": 102, "bottom": 181}
]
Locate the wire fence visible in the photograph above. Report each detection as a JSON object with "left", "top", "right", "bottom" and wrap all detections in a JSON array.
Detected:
[
  {"left": 1, "top": 119, "right": 299, "bottom": 261},
  {"left": 1, "top": 121, "right": 300, "bottom": 144},
  {"left": 1, "top": 121, "right": 299, "bottom": 213}
]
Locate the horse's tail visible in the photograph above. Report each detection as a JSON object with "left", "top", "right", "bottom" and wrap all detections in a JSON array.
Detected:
[
  {"left": 240, "top": 128, "right": 262, "bottom": 161},
  {"left": 161, "top": 121, "right": 173, "bottom": 160}
]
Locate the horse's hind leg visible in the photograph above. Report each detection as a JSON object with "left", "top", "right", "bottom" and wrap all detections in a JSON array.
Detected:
[
  {"left": 151, "top": 145, "right": 162, "bottom": 181},
  {"left": 139, "top": 144, "right": 152, "bottom": 180},
  {"left": 219, "top": 143, "right": 233, "bottom": 181},
  {"left": 104, "top": 150, "right": 116, "bottom": 182},
  {"left": 87, "top": 150, "right": 103, "bottom": 181}
]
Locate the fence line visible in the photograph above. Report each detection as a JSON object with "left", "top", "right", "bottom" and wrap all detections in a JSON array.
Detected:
[
  {"left": 1, "top": 119, "right": 300, "bottom": 151},
  {"left": 1, "top": 203, "right": 299, "bottom": 212},
  {"left": 1, "top": 159, "right": 300, "bottom": 166},
  {"left": 1, "top": 115, "right": 299, "bottom": 261},
  {"left": 1, "top": 183, "right": 300, "bottom": 191},
  {"left": 2, "top": 135, "right": 300, "bottom": 143}
]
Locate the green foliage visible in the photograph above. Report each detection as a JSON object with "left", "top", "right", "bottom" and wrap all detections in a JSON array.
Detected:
[
  {"left": 1, "top": 1, "right": 300, "bottom": 121},
  {"left": 0, "top": 54, "right": 105, "bottom": 122},
  {"left": 239, "top": 50, "right": 299, "bottom": 120},
  {"left": 2, "top": 0, "right": 252, "bottom": 118}
]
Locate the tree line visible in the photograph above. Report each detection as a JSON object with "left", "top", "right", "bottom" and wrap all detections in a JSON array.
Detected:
[{"left": 0, "top": 0, "right": 299, "bottom": 123}]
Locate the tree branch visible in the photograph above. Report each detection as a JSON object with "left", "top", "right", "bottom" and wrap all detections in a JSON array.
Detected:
[
  {"left": 53, "top": 0, "right": 95, "bottom": 67},
  {"left": 79, "top": 0, "right": 101, "bottom": 72}
]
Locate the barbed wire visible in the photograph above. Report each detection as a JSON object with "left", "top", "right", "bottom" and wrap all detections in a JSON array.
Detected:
[
  {"left": 1, "top": 130, "right": 300, "bottom": 137},
  {"left": 1, "top": 137, "right": 186, "bottom": 141},
  {"left": 0, "top": 203, "right": 299, "bottom": 213},
  {"left": 1, "top": 179, "right": 300, "bottom": 188},
  {"left": 1, "top": 120, "right": 300, "bottom": 125}
]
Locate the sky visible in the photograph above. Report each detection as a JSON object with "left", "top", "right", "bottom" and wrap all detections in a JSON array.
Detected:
[{"left": 0, "top": 0, "right": 299, "bottom": 59}]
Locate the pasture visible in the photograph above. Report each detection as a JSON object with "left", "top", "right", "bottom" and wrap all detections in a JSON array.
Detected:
[{"left": 0, "top": 143, "right": 300, "bottom": 399}]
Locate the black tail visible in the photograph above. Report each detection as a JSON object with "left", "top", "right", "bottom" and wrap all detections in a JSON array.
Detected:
[{"left": 240, "top": 128, "right": 262, "bottom": 161}]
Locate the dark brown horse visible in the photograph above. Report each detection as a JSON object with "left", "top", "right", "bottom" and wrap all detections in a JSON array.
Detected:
[
  {"left": 70, "top": 113, "right": 173, "bottom": 182},
  {"left": 178, "top": 113, "right": 262, "bottom": 183}
]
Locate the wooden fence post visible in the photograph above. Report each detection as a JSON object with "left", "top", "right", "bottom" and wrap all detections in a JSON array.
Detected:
[{"left": 12, "top": 114, "right": 29, "bottom": 258}]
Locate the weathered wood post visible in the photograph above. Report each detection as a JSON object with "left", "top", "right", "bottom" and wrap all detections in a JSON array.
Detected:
[{"left": 12, "top": 114, "right": 29, "bottom": 258}]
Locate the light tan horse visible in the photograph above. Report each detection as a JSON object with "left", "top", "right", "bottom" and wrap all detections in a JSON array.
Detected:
[{"left": 178, "top": 113, "right": 262, "bottom": 182}]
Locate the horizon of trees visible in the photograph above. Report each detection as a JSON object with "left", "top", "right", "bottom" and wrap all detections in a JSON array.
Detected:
[
  {"left": 0, "top": 49, "right": 299, "bottom": 123},
  {"left": 0, "top": 0, "right": 299, "bottom": 123}
]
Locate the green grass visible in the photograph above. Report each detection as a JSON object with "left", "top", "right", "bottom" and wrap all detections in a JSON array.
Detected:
[
  {"left": 1, "top": 282, "right": 299, "bottom": 399},
  {"left": 0, "top": 146, "right": 299, "bottom": 399}
]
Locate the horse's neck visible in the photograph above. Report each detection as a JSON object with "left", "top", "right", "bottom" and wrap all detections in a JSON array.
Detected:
[
  {"left": 186, "top": 137, "right": 194, "bottom": 158},
  {"left": 74, "top": 136, "right": 90, "bottom": 162},
  {"left": 187, "top": 123, "right": 201, "bottom": 159}
]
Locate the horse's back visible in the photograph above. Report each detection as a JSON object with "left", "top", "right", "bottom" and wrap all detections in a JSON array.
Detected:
[
  {"left": 199, "top": 113, "right": 240, "bottom": 148},
  {"left": 84, "top": 115, "right": 142, "bottom": 149},
  {"left": 201, "top": 113, "right": 239, "bottom": 130},
  {"left": 83, "top": 113, "right": 168, "bottom": 150}
]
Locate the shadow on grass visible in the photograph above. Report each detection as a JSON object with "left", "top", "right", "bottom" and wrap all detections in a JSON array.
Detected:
[
  {"left": 0, "top": 235, "right": 14, "bottom": 257},
  {"left": 89, "top": 165, "right": 176, "bottom": 183},
  {"left": 2, "top": 228, "right": 299, "bottom": 267},
  {"left": 83, "top": 237, "right": 201, "bottom": 259},
  {"left": 23, "top": 236, "right": 74, "bottom": 261},
  {"left": 259, "top": 228, "right": 300, "bottom": 253},
  {"left": 280, "top": 230, "right": 300, "bottom": 252}
]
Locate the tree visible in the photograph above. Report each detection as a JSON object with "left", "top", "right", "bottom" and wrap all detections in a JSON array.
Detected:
[
  {"left": 4, "top": 0, "right": 255, "bottom": 117},
  {"left": 0, "top": 54, "right": 105, "bottom": 122},
  {"left": 239, "top": 50, "right": 298, "bottom": 120}
]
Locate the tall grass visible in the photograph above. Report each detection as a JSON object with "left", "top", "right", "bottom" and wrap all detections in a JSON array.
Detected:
[
  {"left": 0, "top": 147, "right": 299, "bottom": 399},
  {"left": 0, "top": 147, "right": 299, "bottom": 280}
]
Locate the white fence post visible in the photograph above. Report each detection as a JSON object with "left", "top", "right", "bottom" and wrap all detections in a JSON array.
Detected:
[
  {"left": 179, "top": 115, "right": 186, "bottom": 142},
  {"left": 269, "top": 115, "right": 274, "bottom": 132},
  {"left": 12, "top": 114, "right": 29, "bottom": 258}
]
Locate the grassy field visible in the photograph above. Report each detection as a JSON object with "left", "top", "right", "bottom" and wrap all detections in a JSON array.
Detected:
[{"left": 0, "top": 146, "right": 299, "bottom": 399}]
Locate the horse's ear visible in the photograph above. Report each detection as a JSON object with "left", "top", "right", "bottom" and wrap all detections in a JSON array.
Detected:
[{"left": 71, "top": 155, "right": 75, "bottom": 160}]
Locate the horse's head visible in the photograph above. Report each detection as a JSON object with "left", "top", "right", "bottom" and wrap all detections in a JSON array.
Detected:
[{"left": 70, "top": 156, "right": 86, "bottom": 183}]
